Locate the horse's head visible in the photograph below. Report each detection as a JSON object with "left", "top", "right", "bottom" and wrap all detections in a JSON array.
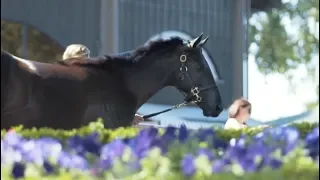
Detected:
[{"left": 170, "top": 33, "right": 223, "bottom": 117}]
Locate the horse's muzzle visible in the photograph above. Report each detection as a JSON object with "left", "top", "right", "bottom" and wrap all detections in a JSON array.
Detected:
[{"left": 203, "top": 105, "right": 223, "bottom": 117}]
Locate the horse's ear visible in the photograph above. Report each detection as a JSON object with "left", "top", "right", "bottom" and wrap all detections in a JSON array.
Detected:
[
  {"left": 188, "top": 33, "right": 203, "bottom": 48},
  {"left": 198, "top": 36, "right": 209, "bottom": 47}
]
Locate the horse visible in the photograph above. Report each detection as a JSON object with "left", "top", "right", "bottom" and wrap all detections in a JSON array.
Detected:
[{"left": 1, "top": 34, "right": 223, "bottom": 130}]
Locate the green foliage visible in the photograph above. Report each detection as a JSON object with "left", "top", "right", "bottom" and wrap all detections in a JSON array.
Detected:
[
  {"left": 250, "top": 0, "right": 319, "bottom": 75},
  {"left": 1, "top": 119, "right": 140, "bottom": 143},
  {"left": 1, "top": 120, "right": 318, "bottom": 144},
  {"left": 1, "top": 20, "right": 63, "bottom": 62}
]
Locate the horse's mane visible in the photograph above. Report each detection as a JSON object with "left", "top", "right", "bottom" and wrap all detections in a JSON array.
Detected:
[{"left": 59, "top": 37, "right": 184, "bottom": 69}]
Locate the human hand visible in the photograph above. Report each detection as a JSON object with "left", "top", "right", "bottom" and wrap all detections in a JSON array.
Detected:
[
  {"left": 132, "top": 114, "right": 144, "bottom": 125},
  {"left": 241, "top": 123, "right": 248, "bottom": 128}
]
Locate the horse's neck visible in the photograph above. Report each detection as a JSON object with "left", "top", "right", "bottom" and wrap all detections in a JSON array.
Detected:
[
  {"left": 85, "top": 71, "right": 137, "bottom": 124},
  {"left": 86, "top": 71, "right": 129, "bottom": 104},
  {"left": 123, "top": 58, "right": 175, "bottom": 109}
]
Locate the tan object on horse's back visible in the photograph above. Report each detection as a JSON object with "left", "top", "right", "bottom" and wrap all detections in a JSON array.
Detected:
[{"left": 62, "top": 44, "right": 90, "bottom": 60}]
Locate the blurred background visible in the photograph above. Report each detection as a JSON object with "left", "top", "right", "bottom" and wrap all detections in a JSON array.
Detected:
[{"left": 1, "top": 0, "right": 319, "bottom": 128}]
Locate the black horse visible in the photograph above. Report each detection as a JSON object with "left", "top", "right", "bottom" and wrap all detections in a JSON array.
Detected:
[{"left": 1, "top": 34, "right": 223, "bottom": 130}]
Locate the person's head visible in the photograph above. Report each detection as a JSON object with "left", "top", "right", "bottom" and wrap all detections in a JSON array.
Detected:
[
  {"left": 228, "top": 98, "right": 251, "bottom": 123},
  {"left": 62, "top": 44, "right": 90, "bottom": 60}
]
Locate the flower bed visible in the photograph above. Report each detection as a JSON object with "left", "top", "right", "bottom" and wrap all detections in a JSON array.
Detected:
[{"left": 1, "top": 121, "right": 319, "bottom": 180}]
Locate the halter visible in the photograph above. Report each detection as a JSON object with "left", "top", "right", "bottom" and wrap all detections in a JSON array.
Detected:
[{"left": 142, "top": 54, "right": 217, "bottom": 120}]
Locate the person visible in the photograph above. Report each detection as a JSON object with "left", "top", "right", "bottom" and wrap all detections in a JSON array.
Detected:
[
  {"left": 62, "top": 44, "right": 145, "bottom": 125},
  {"left": 224, "top": 98, "right": 270, "bottom": 130},
  {"left": 224, "top": 98, "right": 251, "bottom": 130}
]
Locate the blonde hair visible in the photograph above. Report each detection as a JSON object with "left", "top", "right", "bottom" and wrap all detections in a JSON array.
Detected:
[
  {"left": 62, "top": 44, "right": 90, "bottom": 60},
  {"left": 228, "top": 98, "right": 252, "bottom": 118}
]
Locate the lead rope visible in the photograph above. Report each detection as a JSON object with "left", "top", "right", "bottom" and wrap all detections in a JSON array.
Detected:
[
  {"left": 142, "top": 101, "right": 188, "bottom": 119},
  {"left": 142, "top": 99, "right": 202, "bottom": 119}
]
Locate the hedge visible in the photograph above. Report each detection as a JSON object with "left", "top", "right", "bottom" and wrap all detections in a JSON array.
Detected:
[
  {"left": 1, "top": 120, "right": 319, "bottom": 180},
  {"left": 1, "top": 119, "right": 318, "bottom": 143}
]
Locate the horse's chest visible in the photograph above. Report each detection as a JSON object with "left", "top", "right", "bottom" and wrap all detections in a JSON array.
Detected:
[{"left": 84, "top": 98, "right": 136, "bottom": 128}]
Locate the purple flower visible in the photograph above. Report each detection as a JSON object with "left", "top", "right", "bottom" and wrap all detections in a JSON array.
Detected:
[
  {"left": 212, "top": 138, "right": 229, "bottom": 150},
  {"left": 151, "top": 137, "right": 168, "bottom": 154},
  {"left": 67, "top": 135, "right": 85, "bottom": 155},
  {"left": 11, "top": 162, "right": 25, "bottom": 179},
  {"left": 67, "top": 133, "right": 102, "bottom": 156},
  {"left": 36, "top": 137, "right": 62, "bottom": 157},
  {"left": 122, "top": 137, "right": 132, "bottom": 144},
  {"left": 130, "top": 128, "right": 159, "bottom": 158},
  {"left": 3, "top": 132, "right": 24, "bottom": 148},
  {"left": 97, "top": 157, "right": 113, "bottom": 171},
  {"left": 57, "top": 152, "right": 88, "bottom": 170},
  {"left": 100, "top": 139, "right": 126, "bottom": 160},
  {"left": 23, "top": 147, "right": 44, "bottom": 164},
  {"left": 82, "top": 133, "right": 102, "bottom": 155},
  {"left": 246, "top": 140, "right": 271, "bottom": 161},
  {"left": 126, "top": 160, "right": 141, "bottom": 172},
  {"left": 127, "top": 138, "right": 148, "bottom": 158},
  {"left": 178, "top": 125, "right": 188, "bottom": 142},
  {"left": 282, "top": 127, "right": 300, "bottom": 154},
  {"left": 238, "top": 156, "right": 257, "bottom": 172},
  {"left": 57, "top": 152, "right": 73, "bottom": 169},
  {"left": 265, "top": 158, "right": 283, "bottom": 169},
  {"left": 305, "top": 127, "right": 319, "bottom": 159},
  {"left": 262, "top": 127, "right": 300, "bottom": 155},
  {"left": 138, "top": 127, "right": 158, "bottom": 139},
  {"left": 225, "top": 137, "right": 247, "bottom": 160},
  {"left": 70, "top": 154, "right": 89, "bottom": 170},
  {"left": 36, "top": 137, "right": 61, "bottom": 146},
  {"left": 181, "top": 154, "right": 196, "bottom": 176},
  {"left": 43, "top": 160, "right": 55, "bottom": 174},
  {"left": 197, "top": 148, "right": 214, "bottom": 161},
  {"left": 1, "top": 147, "right": 23, "bottom": 164},
  {"left": 162, "top": 126, "right": 177, "bottom": 141},
  {"left": 197, "top": 129, "right": 215, "bottom": 142},
  {"left": 212, "top": 159, "right": 229, "bottom": 173}
]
